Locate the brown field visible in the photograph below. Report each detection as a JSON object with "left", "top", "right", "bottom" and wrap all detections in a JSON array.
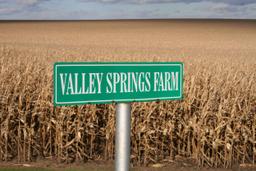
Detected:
[{"left": 0, "top": 20, "right": 255, "bottom": 169}]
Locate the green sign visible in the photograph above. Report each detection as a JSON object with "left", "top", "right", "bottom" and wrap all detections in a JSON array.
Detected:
[{"left": 54, "top": 62, "right": 183, "bottom": 106}]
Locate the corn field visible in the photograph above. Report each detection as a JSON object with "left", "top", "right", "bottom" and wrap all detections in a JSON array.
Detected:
[{"left": 0, "top": 21, "right": 255, "bottom": 168}]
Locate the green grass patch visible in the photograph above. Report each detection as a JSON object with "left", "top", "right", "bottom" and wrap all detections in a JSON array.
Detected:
[
  {"left": 0, "top": 168, "right": 115, "bottom": 171},
  {"left": 0, "top": 168, "right": 51, "bottom": 171}
]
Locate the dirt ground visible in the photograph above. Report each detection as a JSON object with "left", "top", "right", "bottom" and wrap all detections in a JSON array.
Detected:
[{"left": 0, "top": 160, "right": 255, "bottom": 171}]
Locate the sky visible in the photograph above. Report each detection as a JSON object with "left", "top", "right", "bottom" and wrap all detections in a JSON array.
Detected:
[{"left": 0, "top": 0, "right": 256, "bottom": 20}]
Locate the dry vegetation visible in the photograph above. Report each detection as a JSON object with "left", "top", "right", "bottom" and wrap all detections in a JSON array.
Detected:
[{"left": 0, "top": 20, "right": 255, "bottom": 168}]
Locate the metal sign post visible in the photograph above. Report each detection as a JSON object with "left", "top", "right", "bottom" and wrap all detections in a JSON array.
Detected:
[{"left": 115, "top": 103, "right": 131, "bottom": 171}]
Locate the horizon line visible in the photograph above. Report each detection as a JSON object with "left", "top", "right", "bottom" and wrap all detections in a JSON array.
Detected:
[{"left": 0, "top": 18, "right": 256, "bottom": 22}]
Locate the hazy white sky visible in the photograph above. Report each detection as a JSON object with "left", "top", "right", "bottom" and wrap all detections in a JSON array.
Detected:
[{"left": 0, "top": 0, "right": 255, "bottom": 19}]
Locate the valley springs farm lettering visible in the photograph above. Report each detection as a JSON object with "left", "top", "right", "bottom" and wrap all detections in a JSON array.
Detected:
[
  {"left": 59, "top": 72, "right": 179, "bottom": 95},
  {"left": 54, "top": 63, "right": 183, "bottom": 105}
]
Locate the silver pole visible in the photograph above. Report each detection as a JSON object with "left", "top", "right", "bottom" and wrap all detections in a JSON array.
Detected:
[{"left": 115, "top": 103, "right": 131, "bottom": 171}]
